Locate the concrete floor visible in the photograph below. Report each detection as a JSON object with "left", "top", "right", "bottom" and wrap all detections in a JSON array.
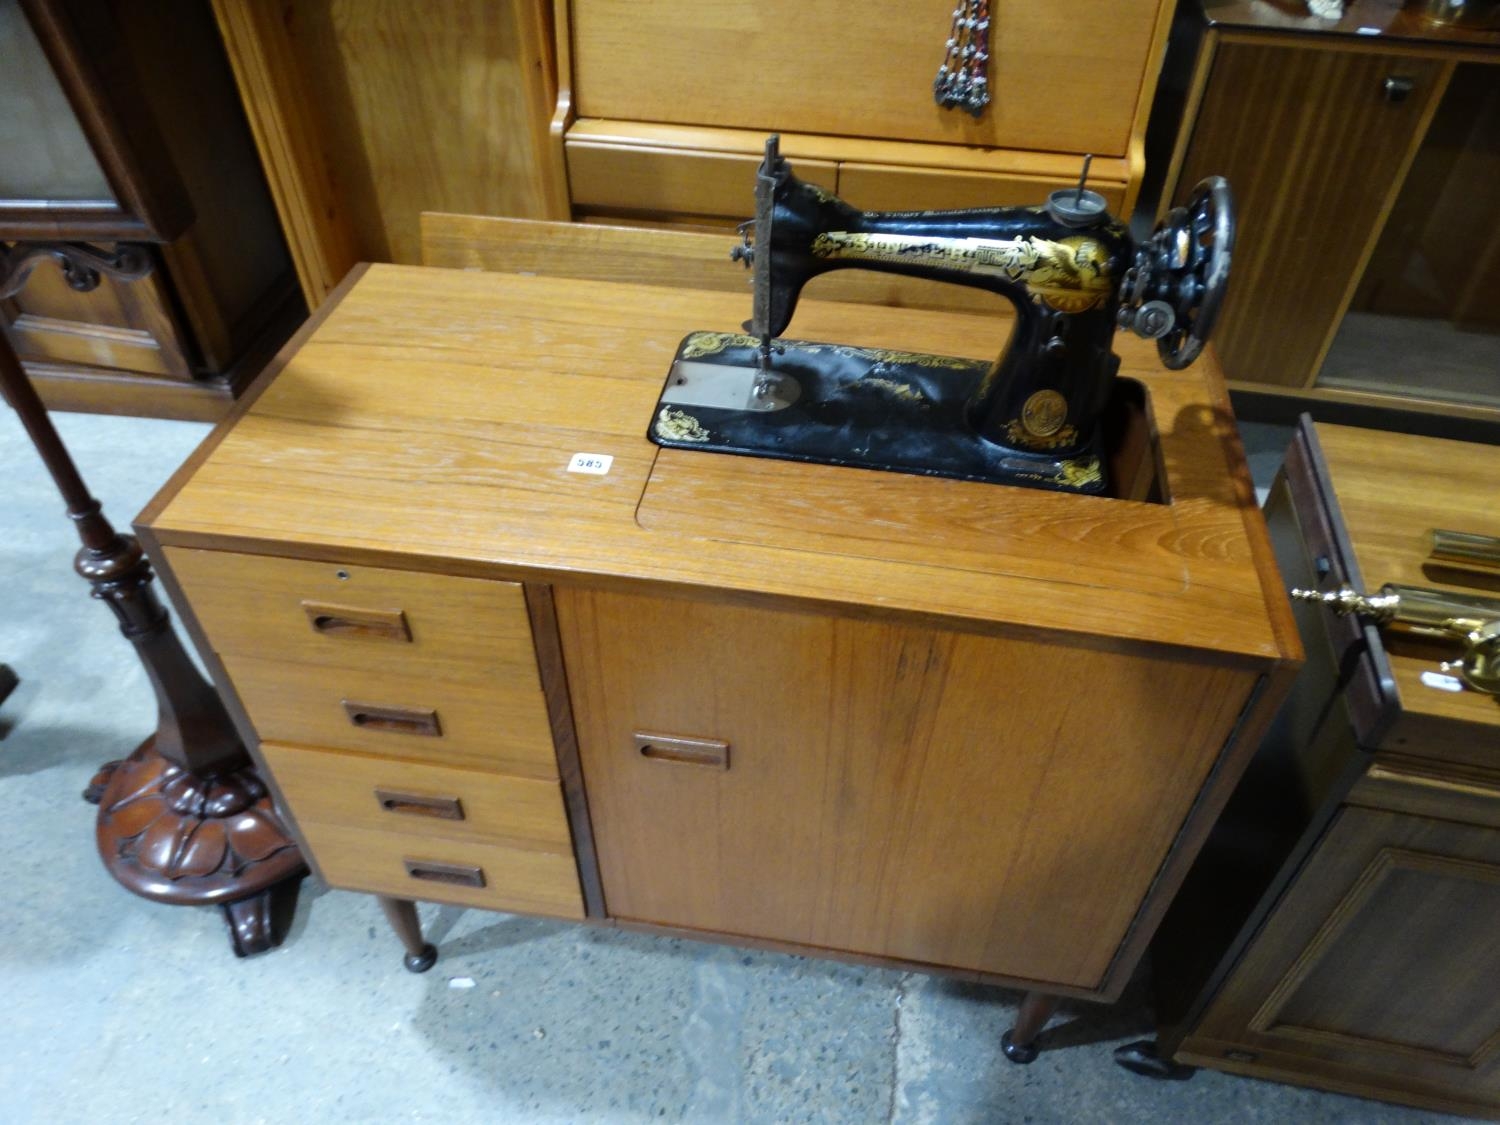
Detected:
[{"left": 0, "top": 408, "right": 1473, "bottom": 1124}]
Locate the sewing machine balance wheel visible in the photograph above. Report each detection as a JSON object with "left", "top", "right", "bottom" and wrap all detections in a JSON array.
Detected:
[{"left": 1126, "top": 176, "right": 1235, "bottom": 371}]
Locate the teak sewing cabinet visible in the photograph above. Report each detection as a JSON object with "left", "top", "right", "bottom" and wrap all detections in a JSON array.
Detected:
[{"left": 135, "top": 262, "right": 1299, "bottom": 1058}]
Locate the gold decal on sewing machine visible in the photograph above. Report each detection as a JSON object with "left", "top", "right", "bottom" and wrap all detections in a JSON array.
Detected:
[
  {"left": 655, "top": 407, "right": 711, "bottom": 443},
  {"left": 810, "top": 233, "right": 1114, "bottom": 312},
  {"left": 1004, "top": 418, "right": 1080, "bottom": 451},
  {"left": 676, "top": 331, "right": 970, "bottom": 370}
]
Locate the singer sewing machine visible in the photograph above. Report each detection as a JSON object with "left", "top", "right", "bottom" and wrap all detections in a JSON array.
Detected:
[{"left": 649, "top": 136, "right": 1235, "bottom": 496}]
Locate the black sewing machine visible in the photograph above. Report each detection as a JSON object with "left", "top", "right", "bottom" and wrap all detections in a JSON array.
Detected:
[{"left": 649, "top": 136, "right": 1234, "bottom": 496}]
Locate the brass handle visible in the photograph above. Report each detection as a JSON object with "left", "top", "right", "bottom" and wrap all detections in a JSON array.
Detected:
[
  {"left": 303, "top": 600, "right": 411, "bottom": 642},
  {"left": 375, "top": 788, "right": 464, "bottom": 820},
  {"left": 343, "top": 701, "right": 442, "bottom": 737},
  {"left": 634, "top": 731, "right": 730, "bottom": 769},
  {"left": 1383, "top": 75, "right": 1415, "bottom": 103},
  {"left": 403, "top": 859, "right": 485, "bottom": 887}
]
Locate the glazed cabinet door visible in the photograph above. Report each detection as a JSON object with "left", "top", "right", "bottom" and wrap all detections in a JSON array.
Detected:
[
  {"left": 1182, "top": 801, "right": 1500, "bottom": 1116},
  {"left": 1171, "top": 42, "right": 1447, "bottom": 389},
  {"left": 557, "top": 587, "right": 1256, "bottom": 991}
]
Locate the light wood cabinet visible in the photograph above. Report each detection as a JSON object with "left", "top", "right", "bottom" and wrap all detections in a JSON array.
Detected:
[{"left": 138, "top": 263, "right": 1296, "bottom": 1044}]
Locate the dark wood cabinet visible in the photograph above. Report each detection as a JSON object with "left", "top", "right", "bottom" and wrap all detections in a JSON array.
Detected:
[
  {"left": 1158, "top": 1, "right": 1500, "bottom": 428},
  {"left": 1, "top": 0, "right": 300, "bottom": 420},
  {"left": 1151, "top": 419, "right": 1500, "bottom": 1120}
]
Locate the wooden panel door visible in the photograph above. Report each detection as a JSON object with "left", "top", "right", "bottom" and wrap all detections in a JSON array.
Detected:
[
  {"left": 1172, "top": 42, "right": 1448, "bottom": 388},
  {"left": 1183, "top": 803, "right": 1500, "bottom": 1116},
  {"left": 557, "top": 587, "right": 1255, "bottom": 991}
]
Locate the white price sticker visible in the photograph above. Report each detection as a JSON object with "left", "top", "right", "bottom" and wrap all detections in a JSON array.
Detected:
[{"left": 567, "top": 452, "right": 613, "bottom": 476}]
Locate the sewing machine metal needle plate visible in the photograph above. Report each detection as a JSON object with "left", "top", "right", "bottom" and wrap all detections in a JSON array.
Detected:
[{"left": 651, "top": 332, "right": 1109, "bottom": 493}]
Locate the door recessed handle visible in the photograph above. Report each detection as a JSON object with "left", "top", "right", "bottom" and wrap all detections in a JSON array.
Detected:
[
  {"left": 634, "top": 731, "right": 730, "bottom": 769},
  {"left": 1383, "top": 76, "right": 1415, "bottom": 103}
]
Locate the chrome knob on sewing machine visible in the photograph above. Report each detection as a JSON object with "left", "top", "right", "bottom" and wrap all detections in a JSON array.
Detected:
[
  {"left": 1291, "top": 583, "right": 1500, "bottom": 696},
  {"left": 651, "top": 135, "right": 1236, "bottom": 496}
]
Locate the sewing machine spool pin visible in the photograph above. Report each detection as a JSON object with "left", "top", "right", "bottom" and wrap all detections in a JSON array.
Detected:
[{"left": 652, "top": 135, "right": 1235, "bottom": 494}]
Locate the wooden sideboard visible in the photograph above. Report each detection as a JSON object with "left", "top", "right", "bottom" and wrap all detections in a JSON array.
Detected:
[
  {"left": 1158, "top": 0, "right": 1500, "bottom": 428},
  {"left": 1146, "top": 420, "right": 1500, "bottom": 1118},
  {"left": 136, "top": 263, "right": 1298, "bottom": 1056}
]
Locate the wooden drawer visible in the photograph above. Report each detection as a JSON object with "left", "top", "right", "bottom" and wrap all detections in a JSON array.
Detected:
[
  {"left": 298, "top": 820, "right": 584, "bottom": 919},
  {"left": 218, "top": 655, "right": 557, "bottom": 778},
  {"left": 166, "top": 548, "right": 559, "bottom": 777},
  {"left": 837, "top": 163, "right": 1126, "bottom": 215},
  {"left": 566, "top": 140, "right": 837, "bottom": 220},
  {"left": 165, "top": 548, "right": 542, "bottom": 687},
  {"left": 568, "top": 0, "right": 1164, "bottom": 157},
  {"left": 261, "top": 741, "right": 575, "bottom": 849}
]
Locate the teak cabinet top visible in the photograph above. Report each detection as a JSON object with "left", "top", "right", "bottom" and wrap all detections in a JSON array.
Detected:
[{"left": 141, "top": 264, "right": 1297, "bottom": 668}]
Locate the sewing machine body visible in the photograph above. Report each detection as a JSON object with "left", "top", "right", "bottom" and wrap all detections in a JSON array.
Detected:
[{"left": 650, "top": 136, "right": 1232, "bottom": 497}]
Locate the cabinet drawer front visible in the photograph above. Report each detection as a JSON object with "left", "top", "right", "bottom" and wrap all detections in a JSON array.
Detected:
[
  {"left": 837, "top": 163, "right": 1125, "bottom": 215},
  {"left": 567, "top": 140, "right": 837, "bottom": 220},
  {"left": 569, "top": 0, "right": 1163, "bottom": 157},
  {"left": 300, "top": 821, "right": 584, "bottom": 919},
  {"left": 262, "top": 742, "right": 574, "bottom": 849},
  {"left": 228, "top": 656, "right": 558, "bottom": 778},
  {"left": 164, "top": 548, "right": 542, "bottom": 690}
]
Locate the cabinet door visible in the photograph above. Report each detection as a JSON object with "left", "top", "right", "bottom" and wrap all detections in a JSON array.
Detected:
[
  {"left": 557, "top": 588, "right": 1256, "bottom": 991},
  {"left": 1172, "top": 43, "right": 1447, "bottom": 389},
  {"left": 1183, "top": 803, "right": 1500, "bottom": 1116}
]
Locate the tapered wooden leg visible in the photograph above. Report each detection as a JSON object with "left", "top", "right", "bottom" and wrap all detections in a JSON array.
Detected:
[
  {"left": 378, "top": 896, "right": 438, "bottom": 973},
  {"left": 1001, "top": 991, "right": 1060, "bottom": 1064}
]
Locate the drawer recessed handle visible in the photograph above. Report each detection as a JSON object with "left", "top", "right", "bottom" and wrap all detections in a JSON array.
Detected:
[
  {"left": 375, "top": 788, "right": 465, "bottom": 820},
  {"left": 403, "top": 858, "right": 485, "bottom": 888},
  {"left": 634, "top": 731, "right": 729, "bottom": 769},
  {"left": 343, "top": 701, "right": 442, "bottom": 737},
  {"left": 302, "top": 600, "right": 411, "bottom": 642}
]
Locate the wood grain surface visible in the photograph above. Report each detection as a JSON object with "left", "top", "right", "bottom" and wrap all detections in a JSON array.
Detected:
[
  {"left": 1172, "top": 40, "right": 1450, "bottom": 390},
  {"left": 421, "top": 213, "right": 1005, "bottom": 316},
  {"left": 567, "top": 0, "right": 1167, "bottom": 158},
  {"left": 261, "top": 741, "right": 575, "bottom": 848},
  {"left": 1181, "top": 803, "right": 1500, "bottom": 1116},
  {"left": 215, "top": 0, "right": 564, "bottom": 282},
  {"left": 297, "top": 820, "right": 584, "bottom": 918},
  {"left": 562, "top": 119, "right": 1135, "bottom": 185},
  {"left": 146, "top": 263, "right": 1297, "bottom": 667},
  {"left": 164, "top": 548, "right": 543, "bottom": 690},
  {"left": 214, "top": 653, "right": 558, "bottom": 778},
  {"left": 1314, "top": 423, "right": 1500, "bottom": 764},
  {"left": 558, "top": 586, "right": 1257, "bottom": 989}
]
